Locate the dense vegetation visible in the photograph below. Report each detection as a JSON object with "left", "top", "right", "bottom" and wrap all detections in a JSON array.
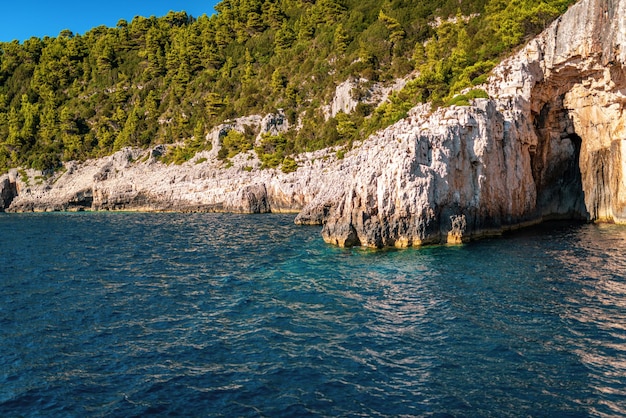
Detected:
[{"left": 0, "top": 0, "right": 575, "bottom": 173}]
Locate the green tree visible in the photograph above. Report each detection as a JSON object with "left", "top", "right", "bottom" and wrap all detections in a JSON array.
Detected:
[
  {"left": 19, "top": 94, "right": 39, "bottom": 147},
  {"left": 96, "top": 37, "right": 116, "bottom": 71},
  {"left": 246, "top": 12, "right": 266, "bottom": 34},
  {"left": 205, "top": 92, "right": 225, "bottom": 118},
  {"left": 193, "top": 120, "right": 206, "bottom": 141},
  {"left": 334, "top": 24, "right": 350, "bottom": 54},
  {"left": 379, "top": 10, "right": 405, "bottom": 53},
  {"left": 264, "top": 2, "right": 286, "bottom": 29},
  {"left": 220, "top": 129, "right": 253, "bottom": 159},
  {"left": 145, "top": 90, "right": 160, "bottom": 120},
  {"left": 271, "top": 68, "right": 286, "bottom": 93},
  {"left": 242, "top": 48, "right": 255, "bottom": 84},
  {"left": 6, "top": 106, "right": 24, "bottom": 152},
  {"left": 59, "top": 107, "right": 82, "bottom": 160},
  {"left": 335, "top": 112, "right": 357, "bottom": 140},
  {"left": 275, "top": 22, "right": 296, "bottom": 52},
  {"left": 114, "top": 106, "right": 141, "bottom": 150}
]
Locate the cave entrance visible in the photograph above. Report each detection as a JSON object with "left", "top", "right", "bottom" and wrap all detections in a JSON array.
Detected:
[
  {"left": 557, "top": 132, "right": 588, "bottom": 220},
  {"left": 531, "top": 101, "right": 589, "bottom": 221}
]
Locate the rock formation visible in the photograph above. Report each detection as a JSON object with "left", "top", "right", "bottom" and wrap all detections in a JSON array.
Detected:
[
  {"left": 299, "top": 0, "right": 626, "bottom": 246},
  {"left": 0, "top": 172, "right": 17, "bottom": 211},
  {"left": 1, "top": 0, "right": 625, "bottom": 248},
  {"left": 298, "top": 100, "right": 544, "bottom": 247},
  {"left": 0, "top": 144, "right": 338, "bottom": 215},
  {"left": 324, "top": 76, "right": 412, "bottom": 119}
]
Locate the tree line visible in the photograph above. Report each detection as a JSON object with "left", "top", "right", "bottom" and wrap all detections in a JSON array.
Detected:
[{"left": 0, "top": 0, "right": 575, "bottom": 173}]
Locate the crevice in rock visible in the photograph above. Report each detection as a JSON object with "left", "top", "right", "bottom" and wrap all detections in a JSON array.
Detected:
[
  {"left": 530, "top": 95, "right": 589, "bottom": 221},
  {"left": 66, "top": 188, "right": 94, "bottom": 211},
  {"left": 0, "top": 177, "right": 18, "bottom": 211}
]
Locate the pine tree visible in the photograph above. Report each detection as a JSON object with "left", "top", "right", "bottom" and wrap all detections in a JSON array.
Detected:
[
  {"left": 379, "top": 10, "right": 406, "bottom": 54},
  {"left": 334, "top": 24, "right": 350, "bottom": 54},
  {"left": 271, "top": 69, "right": 286, "bottom": 93}
]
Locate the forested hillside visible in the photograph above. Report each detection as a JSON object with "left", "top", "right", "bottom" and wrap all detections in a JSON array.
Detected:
[{"left": 0, "top": 0, "right": 574, "bottom": 173}]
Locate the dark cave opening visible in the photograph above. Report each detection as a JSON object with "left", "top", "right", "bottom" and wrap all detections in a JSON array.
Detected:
[
  {"left": 566, "top": 132, "right": 583, "bottom": 185},
  {"left": 530, "top": 101, "right": 589, "bottom": 221},
  {"left": 561, "top": 132, "right": 589, "bottom": 219}
]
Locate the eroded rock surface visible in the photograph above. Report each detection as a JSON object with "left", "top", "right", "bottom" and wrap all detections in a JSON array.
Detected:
[
  {"left": 4, "top": 144, "right": 339, "bottom": 216},
  {"left": 300, "top": 0, "right": 626, "bottom": 246},
  {"left": 299, "top": 100, "right": 543, "bottom": 247},
  {"left": 489, "top": 0, "right": 626, "bottom": 225}
]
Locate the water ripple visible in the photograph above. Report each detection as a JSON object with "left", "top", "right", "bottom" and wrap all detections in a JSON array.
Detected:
[{"left": 1, "top": 214, "right": 625, "bottom": 416}]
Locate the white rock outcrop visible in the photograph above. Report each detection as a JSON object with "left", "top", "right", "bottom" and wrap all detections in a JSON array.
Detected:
[
  {"left": 299, "top": 0, "right": 626, "bottom": 247},
  {"left": 1, "top": 145, "right": 337, "bottom": 214},
  {"left": 325, "top": 76, "right": 412, "bottom": 119}
]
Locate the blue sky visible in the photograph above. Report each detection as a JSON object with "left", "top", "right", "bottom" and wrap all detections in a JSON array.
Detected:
[{"left": 0, "top": 1, "right": 220, "bottom": 43}]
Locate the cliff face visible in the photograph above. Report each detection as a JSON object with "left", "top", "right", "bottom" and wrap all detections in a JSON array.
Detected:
[
  {"left": 0, "top": 146, "right": 332, "bottom": 214},
  {"left": 297, "top": 100, "right": 543, "bottom": 247},
  {"left": 0, "top": 110, "right": 330, "bottom": 215},
  {"left": 490, "top": 0, "right": 626, "bottom": 224},
  {"left": 298, "top": 0, "right": 626, "bottom": 247},
  {"left": 1, "top": 0, "right": 625, "bottom": 248}
]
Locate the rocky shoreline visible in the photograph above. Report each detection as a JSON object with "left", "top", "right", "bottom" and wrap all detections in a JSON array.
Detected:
[{"left": 2, "top": 0, "right": 625, "bottom": 248}]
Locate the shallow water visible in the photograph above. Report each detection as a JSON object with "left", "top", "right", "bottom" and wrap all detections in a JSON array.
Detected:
[{"left": 1, "top": 213, "right": 625, "bottom": 416}]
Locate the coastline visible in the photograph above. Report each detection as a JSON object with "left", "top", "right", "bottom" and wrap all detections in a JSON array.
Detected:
[{"left": 2, "top": 0, "right": 626, "bottom": 248}]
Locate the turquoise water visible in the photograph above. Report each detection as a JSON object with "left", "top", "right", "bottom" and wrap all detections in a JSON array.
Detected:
[{"left": 1, "top": 212, "right": 626, "bottom": 417}]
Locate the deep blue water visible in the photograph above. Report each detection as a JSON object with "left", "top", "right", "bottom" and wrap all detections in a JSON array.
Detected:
[{"left": 1, "top": 213, "right": 626, "bottom": 417}]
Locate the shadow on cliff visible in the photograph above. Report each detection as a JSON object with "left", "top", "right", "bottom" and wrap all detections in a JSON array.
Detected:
[{"left": 530, "top": 99, "right": 589, "bottom": 222}]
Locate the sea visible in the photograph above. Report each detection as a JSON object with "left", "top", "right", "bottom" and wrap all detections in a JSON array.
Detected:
[{"left": 1, "top": 212, "right": 625, "bottom": 417}]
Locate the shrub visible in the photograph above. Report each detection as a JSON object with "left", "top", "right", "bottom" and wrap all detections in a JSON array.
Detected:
[
  {"left": 255, "top": 133, "right": 288, "bottom": 169},
  {"left": 281, "top": 157, "right": 298, "bottom": 173},
  {"left": 444, "top": 89, "right": 490, "bottom": 107},
  {"left": 219, "top": 129, "right": 254, "bottom": 159}
]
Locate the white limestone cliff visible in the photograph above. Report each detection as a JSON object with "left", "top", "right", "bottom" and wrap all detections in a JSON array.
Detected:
[
  {"left": 300, "top": 0, "right": 626, "bottom": 246},
  {"left": 0, "top": 145, "right": 336, "bottom": 214}
]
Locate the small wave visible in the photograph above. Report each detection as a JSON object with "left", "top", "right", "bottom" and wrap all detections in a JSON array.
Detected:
[{"left": 1, "top": 215, "right": 625, "bottom": 416}]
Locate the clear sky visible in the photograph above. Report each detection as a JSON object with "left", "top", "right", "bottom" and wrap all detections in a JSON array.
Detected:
[{"left": 0, "top": 1, "right": 220, "bottom": 43}]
